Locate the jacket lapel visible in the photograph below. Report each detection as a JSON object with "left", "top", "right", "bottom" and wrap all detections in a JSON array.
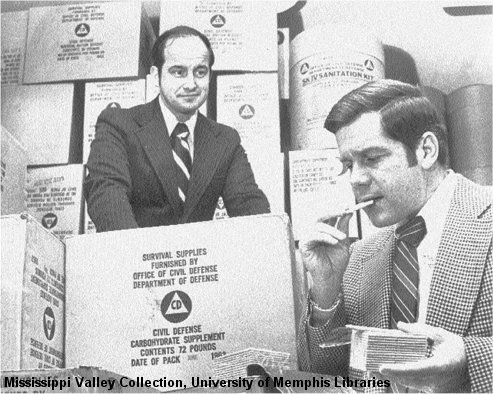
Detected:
[
  {"left": 426, "top": 175, "right": 492, "bottom": 334},
  {"left": 182, "top": 114, "right": 225, "bottom": 220},
  {"left": 135, "top": 98, "right": 183, "bottom": 214},
  {"left": 358, "top": 229, "right": 395, "bottom": 328}
]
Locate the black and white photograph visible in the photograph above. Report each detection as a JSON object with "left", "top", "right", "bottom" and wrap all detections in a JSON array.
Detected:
[{"left": 1, "top": 0, "right": 492, "bottom": 392}]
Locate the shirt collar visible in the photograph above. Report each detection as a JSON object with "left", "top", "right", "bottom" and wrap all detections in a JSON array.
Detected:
[
  {"left": 158, "top": 95, "right": 197, "bottom": 140},
  {"left": 417, "top": 170, "right": 458, "bottom": 244}
]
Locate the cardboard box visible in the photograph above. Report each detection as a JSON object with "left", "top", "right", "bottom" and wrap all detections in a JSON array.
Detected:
[
  {"left": 24, "top": 2, "right": 155, "bottom": 83},
  {"left": 289, "top": 149, "right": 358, "bottom": 240},
  {"left": 1, "top": 214, "right": 65, "bottom": 371},
  {"left": 217, "top": 73, "right": 280, "bottom": 156},
  {"left": 160, "top": 0, "right": 277, "bottom": 71},
  {"left": 1, "top": 127, "right": 27, "bottom": 215},
  {"left": 1, "top": 84, "right": 75, "bottom": 165},
  {"left": 26, "top": 165, "right": 85, "bottom": 241},
  {"left": 84, "top": 80, "right": 146, "bottom": 163},
  {"left": 65, "top": 214, "right": 298, "bottom": 389},
  {"left": 1, "top": 11, "right": 28, "bottom": 85}
]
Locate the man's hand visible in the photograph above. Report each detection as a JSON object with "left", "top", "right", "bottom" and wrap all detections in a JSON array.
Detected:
[
  {"left": 379, "top": 322, "right": 469, "bottom": 392},
  {"left": 299, "top": 212, "right": 352, "bottom": 309}
]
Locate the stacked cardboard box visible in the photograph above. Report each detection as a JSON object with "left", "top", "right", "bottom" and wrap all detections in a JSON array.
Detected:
[
  {"left": 1, "top": 11, "right": 28, "bottom": 85},
  {"left": 215, "top": 73, "right": 284, "bottom": 217},
  {"left": 1, "top": 214, "right": 65, "bottom": 371},
  {"left": 1, "top": 127, "right": 27, "bottom": 215},
  {"left": 23, "top": 2, "right": 155, "bottom": 83},
  {"left": 1, "top": 84, "right": 75, "bottom": 165},
  {"left": 26, "top": 165, "right": 85, "bottom": 241},
  {"left": 159, "top": 1, "right": 277, "bottom": 71},
  {"left": 217, "top": 73, "right": 280, "bottom": 156}
]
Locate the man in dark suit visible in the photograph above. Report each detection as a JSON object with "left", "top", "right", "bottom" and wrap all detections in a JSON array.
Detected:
[
  {"left": 84, "top": 26, "right": 270, "bottom": 232},
  {"left": 298, "top": 80, "right": 492, "bottom": 392}
]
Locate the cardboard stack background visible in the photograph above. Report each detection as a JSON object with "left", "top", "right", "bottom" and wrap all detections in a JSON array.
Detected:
[
  {"left": 216, "top": 73, "right": 284, "bottom": 215},
  {"left": 23, "top": 2, "right": 154, "bottom": 83},
  {"left": 0, "top": 2, "right": 156, "bottom": 373},
  {"left": 159, "top": 0, "right": 278, "bottom": 72},
  {"left": 1, "top": 2, "right": 156, "bottom": 244},
  {"left": 1, "top": 10, "right": 28, "bottom": 85},
  {"left": 1, "top": 214, "right": 65, "bottom": 371},
  {"left": 26, "top": 165, "right": 85, "bottom": 241},
  {"left": 1, "top": 83, "right": 78, "bottom": 166},
  {"left": 1, "top": 127, "right": 27, "bottom": 215}
]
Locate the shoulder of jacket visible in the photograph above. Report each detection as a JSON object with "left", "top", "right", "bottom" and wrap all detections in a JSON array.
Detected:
[
  {"left": 199, "top": 115, "right": 241, "bottom": 142},
  {"left": 350, "top": 227, "right": 394, "bottom": 262},
  {"left": 97, "top": 101, "right": 154, "bottom": 130},
  {"left": 453, "top": 174, "right": 492, "bottom": 220}
]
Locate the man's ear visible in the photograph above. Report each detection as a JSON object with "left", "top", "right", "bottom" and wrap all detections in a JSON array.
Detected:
[
  {"left": 150, "top": 66, "right": 159, "bottom": 87},
  {"left": 416, "top": 131, "right": 440, "bottom": 169}
]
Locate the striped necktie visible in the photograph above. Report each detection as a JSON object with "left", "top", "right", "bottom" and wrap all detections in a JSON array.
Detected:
[
  {"left": 391, "top": 215, "right": 427, "bottom": 328},
  {"left": 171, "top": 123, "right": 192, "bottom": 202},
  {"left": 390, "top": 216, "right": 426, "bottom": 393}
]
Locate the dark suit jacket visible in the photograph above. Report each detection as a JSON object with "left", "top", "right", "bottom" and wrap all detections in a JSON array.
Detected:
[
  {"left": 298, "top": 175, "right": 492, "bottom": 392},
  {"left": 84, "top": 98, "right": 270, "bottom": 232}
]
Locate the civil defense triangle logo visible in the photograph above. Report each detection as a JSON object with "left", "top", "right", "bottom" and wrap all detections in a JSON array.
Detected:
[
  {"left": 210, "top": 14, "right": 226, "bottom": 28},
  {"left": 41, "top": 213, "right": 58, "bottom": 229},
  {"left": 75, "top": 23, "right": 90, "bottom": 37},
  {"left": 161, "top": 291, "right": 192, "bottom": 323},
  {"left": 43, "top": 307, "right": 56, "bottom": 340},
  {"left": 239, "top": 104, "right": 255, "bottom": 119}
]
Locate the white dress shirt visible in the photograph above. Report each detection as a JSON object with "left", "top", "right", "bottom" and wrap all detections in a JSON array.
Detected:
[
  {"left": 159, "top": 95, "right": 197, "bottom": 161},
  {"left": 415, "top": 170, "right": 458, "bottom": 323}
]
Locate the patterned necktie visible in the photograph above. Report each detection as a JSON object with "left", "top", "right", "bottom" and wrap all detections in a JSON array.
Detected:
[
  {"left": 171, "top": 123, "right": 192, "bottom": 202},
  {"left": 391, "top": 215, "right": 427, "bottom": 328},
  {"left": 390, "top": 216, "right": 427, "bottom": 393}
]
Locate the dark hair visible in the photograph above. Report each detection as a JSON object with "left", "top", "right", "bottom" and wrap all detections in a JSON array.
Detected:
[
  {"left": 151, "top": 25, "right": 215, "bottom": 77},
  {"left": 324, "top": 79, "right": 449, "bottom": 167}
]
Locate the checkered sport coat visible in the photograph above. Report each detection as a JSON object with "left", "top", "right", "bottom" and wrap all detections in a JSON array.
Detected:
[{"left": 297, "top": 175, "right": 492, "bottom": 392}]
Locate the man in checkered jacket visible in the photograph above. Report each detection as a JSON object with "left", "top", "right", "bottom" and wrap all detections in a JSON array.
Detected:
[{"left": 298, "top": 79, "right": 492, "bottom": 392}]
